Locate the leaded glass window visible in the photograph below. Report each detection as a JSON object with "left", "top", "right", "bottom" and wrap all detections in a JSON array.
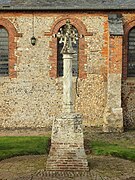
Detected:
[
  {"left": 57, "top": 25, "right": 79, "bottom": 77},
  {"left": 128, "top": 28, "right": 135, "bottom": 77},
  {"left": 0, "top": 26, "right": 8, "bottom": 76}
]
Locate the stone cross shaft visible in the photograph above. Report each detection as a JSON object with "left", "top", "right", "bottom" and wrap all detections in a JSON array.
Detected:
[
  {"left": 46, "top": 20, "right": 89, "bottom": 172},
  {"left": 57, "top": 20, "right": 78, "bottom": 113}
]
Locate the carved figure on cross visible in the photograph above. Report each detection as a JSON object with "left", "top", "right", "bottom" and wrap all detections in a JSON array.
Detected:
[{"left": 57, "top": 20, "right": 78, "bottom": 54}]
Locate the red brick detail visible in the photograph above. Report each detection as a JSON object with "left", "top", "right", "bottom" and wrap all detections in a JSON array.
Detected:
[
  {"left": 0, "top": 18, "right": 22, "bottom": 78},
  {"left": 46, "top": 17, "right": 91, "bottom": 79},
  {"left": 102, "top": 20, "right": 109, "bottom": 81},
  {"left": 46, "top": 143, "right": 89, "bottom": 172},
  {"left": 123, "top": 20, "right": 135, "bottom": 80},
  {"left": 109, "top": 36, "right": 123, "bottom": 74}
]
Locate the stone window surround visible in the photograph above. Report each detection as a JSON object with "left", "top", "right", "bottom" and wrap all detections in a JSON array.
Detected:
[
  {"left": 45, "top": 17, "right": 93, "bottom": 79},
  {"left": 123, "top": 19, "right": 135, "bottom": 80},
  {"left": 0, "top": 18, "right": 21, "bottom": 78}
]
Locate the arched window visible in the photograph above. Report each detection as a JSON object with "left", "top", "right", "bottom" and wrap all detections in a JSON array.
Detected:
[
  {"left": 128, "top": 27, "right": 135, "bottom": 77},
  {"left": 57, "top": 25, "right": 79, "bottom": 77},
  {"left": 0, "top": 26, "right": 8, "bottom": 76}
]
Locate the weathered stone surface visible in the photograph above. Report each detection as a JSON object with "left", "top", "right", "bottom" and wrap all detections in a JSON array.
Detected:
[
  {"left": 0, "top": 13, "right": 108, "bottom": 129},
  {"left": 103, "top": 74, "right": 123, "bottom": 132},
  {"left": 108, "top": 14, "right": 124, "bottom": 36},
  {"left": 63, "top": 53, "right": 74, "bottom": 113},
  {"left": 0, "top": 14, "right": 61, "bottom": 128},
  {"left": 103, "top": 107, "right": 123, "bottom": 132},
  {"left": 46, "top": 113, "right": 89, "bottom": 171},
  {"left": 121, "top": 13, "right": 135, "bottom": 129},
  {"left": 76, "top": 15, "right": 108, "bottom": 127},
  {"left": 122, "top": 80, "right": 135, "bottom": 129},
  {"left": 0, "top": 12, "right": 134, "bottom": 130}
]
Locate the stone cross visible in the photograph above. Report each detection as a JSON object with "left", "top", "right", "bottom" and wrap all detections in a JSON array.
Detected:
[
  {"left": 57, "top": 20, "right": 78, "bottom": 54},
  {"left": 46, "top": 20, "right": 89, "bottom": 172},
  {"left": 57, "top": 20, "right": 78, "bottom": 113}
]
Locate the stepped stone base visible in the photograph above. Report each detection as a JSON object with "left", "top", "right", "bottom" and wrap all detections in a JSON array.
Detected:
[{"left": 46, "top": 113, "right": 89, "bottom": 172}]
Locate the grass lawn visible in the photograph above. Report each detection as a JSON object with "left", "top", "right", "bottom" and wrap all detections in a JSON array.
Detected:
[
  {"left": 90, "top": 141, "right": 135, "bottom": 161},
  {"left": 0, "top": 136, "right": 50, "bottom": 161},
  {"left": 0, "top": 136, "right": 135, "bottom": 161}
]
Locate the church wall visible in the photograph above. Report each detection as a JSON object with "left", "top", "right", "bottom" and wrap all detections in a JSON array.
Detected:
[
  {"left": 122, "top": 13, "right": 135, "bottom": 129},
  {"left": 0, "top": 11, "right": 134, "bottom": 129},
  {"left": 0, "top": 12, "right": 60, "bottom": 128},
  {"left": 75, "top": 15, "right": 108, "bottom": 126},
  {"left": 0, "top": 12, "right": 108, "bottom": 128}
]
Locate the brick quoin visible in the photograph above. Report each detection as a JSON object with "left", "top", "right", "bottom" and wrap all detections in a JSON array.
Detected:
[
  {"left": 123, "top": 19, "right": 135, "bottom": 80},
  {"left": 0, "top": 18, "right": 21, "bottom": 78},
  {"left": 109, "top": 36, "right": 123, "bottom": 74},
  {"left": 45, "top": 16, "right": 92, "bottom": 79},
  {"left": 102, "top": 19, "right": 109, "bottom": 81}
]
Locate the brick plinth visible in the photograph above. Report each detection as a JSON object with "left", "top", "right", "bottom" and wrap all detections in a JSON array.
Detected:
[{"left": 46, "top": 113, "right": 89, "bottom": 172}]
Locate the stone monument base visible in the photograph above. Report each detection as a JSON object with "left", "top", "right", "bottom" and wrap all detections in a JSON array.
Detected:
[{"left": 46, "top": 113, "right": 89, "bottom": 172}]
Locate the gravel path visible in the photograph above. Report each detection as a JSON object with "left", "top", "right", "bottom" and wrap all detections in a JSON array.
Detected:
[{"left": 0, "top": 155, "right": 135, "bottom": 180}]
